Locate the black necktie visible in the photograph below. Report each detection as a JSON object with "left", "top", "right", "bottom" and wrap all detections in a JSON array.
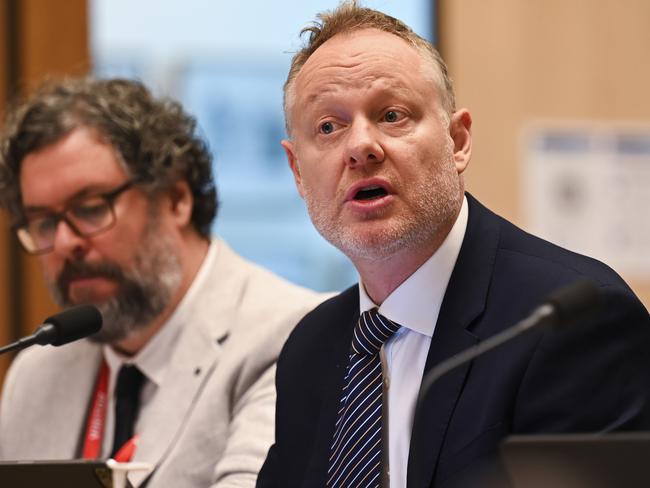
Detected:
[
  {"left": 111, "top": 364, "right": 145, "bottom": 458},
  {"left": 327, "top": 309, "right": 401, "bottom": 488}
]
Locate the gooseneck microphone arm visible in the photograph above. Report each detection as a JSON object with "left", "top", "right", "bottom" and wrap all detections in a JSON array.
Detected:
[
  {"left": 0, "top": 324, "right": 58, "bottom": 355},
  {"left": 417, "top": 304, "right": 554, "bottom": 403},
  {"left": 416, "top": 280, "right": 600, "bottom": 406},
  {"left": 0, "top": 304, "right": 103, "bottom": 356}
]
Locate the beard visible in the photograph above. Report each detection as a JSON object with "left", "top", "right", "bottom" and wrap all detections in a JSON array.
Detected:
[
  {"left": 48, "top": 219, "right": 183, "bottom": 344},
  {"left": 303, "top": 152, "right": 462, "bottom": 263}
]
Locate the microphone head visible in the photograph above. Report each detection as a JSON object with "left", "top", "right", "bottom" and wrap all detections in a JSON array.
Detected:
[
  {"left": 43, "top": 305, "right": 103, "bottom": 346},
  {"left": 545, "top": 280, "right": 601, "bottom": 327}
]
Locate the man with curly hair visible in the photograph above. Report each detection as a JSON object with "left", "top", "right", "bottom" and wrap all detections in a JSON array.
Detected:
[{"left": 0, "top": 77, "right": 325, "bottom": 487}]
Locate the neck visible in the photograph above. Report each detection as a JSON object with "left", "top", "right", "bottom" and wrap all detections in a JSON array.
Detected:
[
  {"left": 355, "top": 244, "right": 438, "bottom": 306},
  {"left": 355, "top": 218, "right": 457, "bottom": 306},
  {"left": 111, "top": 234, "right": 210, "bottom": 356}
]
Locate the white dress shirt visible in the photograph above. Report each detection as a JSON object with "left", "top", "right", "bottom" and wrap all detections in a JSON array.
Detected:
[
  {"left": 101, "top": 239, "right": 219, "bottom": 457},
  {"left": 358, "top": 196, "right": 468, "bottom": 488}
]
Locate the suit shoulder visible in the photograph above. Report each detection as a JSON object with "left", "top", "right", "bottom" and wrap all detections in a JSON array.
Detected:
[
  {"left": 495, "top": 212, "right": 632, "bottom": 290},
  {"left": 275, "top": 286, "right": 358, "bottom": 380},
  {"left": 231, "top": 261, "right": 331, "bottom": 332},
  {"left": 1, "top": 340, "right": 99, "bottom": 412},
  {"left": 6, "top": 339, "right": 97, "bottom": 378},
  {"left": 206, "top": 241, "right": 331, "bottom": 327},
  {"left": 463, "top": 195, "right": 645, "bottom": 321},
  {"left": 285, "top": 285, "right": 358, "bottom": 348},
  {"left": 467, "top": 195, "right": 629, "bottom": 289}
]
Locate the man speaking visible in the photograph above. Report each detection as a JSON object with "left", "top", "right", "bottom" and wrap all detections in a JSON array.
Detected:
[{"left": 257, "top": 2, "right": 650, "bottom": 487}]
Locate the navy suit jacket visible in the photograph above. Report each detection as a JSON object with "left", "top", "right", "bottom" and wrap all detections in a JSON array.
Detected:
[{"left": 257, "top": 194, "right": 650, "bottom": 487}]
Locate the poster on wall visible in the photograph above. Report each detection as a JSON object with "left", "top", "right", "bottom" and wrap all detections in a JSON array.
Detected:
[{"left": 522, "top": 122, "right": 650, "bottom": 280}]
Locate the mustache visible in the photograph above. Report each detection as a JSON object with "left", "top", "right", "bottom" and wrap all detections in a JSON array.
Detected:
[{"left": 56, "top": 259, "right": 126, "bottom": 300}]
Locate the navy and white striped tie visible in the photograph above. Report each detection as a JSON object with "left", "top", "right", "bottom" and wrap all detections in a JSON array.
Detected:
[{"left": 326, "top": 308, "right": 401, "bottom": 488}]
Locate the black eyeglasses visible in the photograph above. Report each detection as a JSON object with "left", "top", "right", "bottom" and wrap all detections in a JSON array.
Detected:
[{"left": 14, "top": 179, "right": 138, "bottom": 255}]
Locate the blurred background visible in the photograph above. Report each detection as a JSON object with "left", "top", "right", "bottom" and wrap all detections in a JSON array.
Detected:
[{"left": 0, "top": 0, "right": 649, "bottom": 386}]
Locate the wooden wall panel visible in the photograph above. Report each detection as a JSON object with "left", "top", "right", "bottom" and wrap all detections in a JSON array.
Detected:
[
  {"left": 0, "top": 1, "right": 7, "bottom": 101},
  {"left": 0, "top": 0, "right": 13, "bottom": 389},
  {"left": 17, "top": 0, "right": 90, "bottom": 335},
  {"left": 438, "top": 0, "right": 650, "bottom": 306},
  {"left": 18, "top": 0, "right": 90, "bottom": 92},
  {"left": 0, "top": 0, "right": 89, "bottom": 386}
]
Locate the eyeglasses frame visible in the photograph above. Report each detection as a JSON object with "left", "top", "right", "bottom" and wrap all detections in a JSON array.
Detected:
[{"left": 12, "top": 179, "right": 139, "bottom": 255}]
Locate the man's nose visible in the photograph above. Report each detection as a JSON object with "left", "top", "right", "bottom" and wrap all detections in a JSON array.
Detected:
[
  {"left": 52, "top": 220, "right": 89, "bottom": 259},
  {"left": 344, "top": 120, "right": 385, "bottom": 168}
]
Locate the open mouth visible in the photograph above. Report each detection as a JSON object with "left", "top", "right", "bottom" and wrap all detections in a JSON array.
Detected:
[{"left": 354, "top": 186, "right": 388, "bottom": 201}]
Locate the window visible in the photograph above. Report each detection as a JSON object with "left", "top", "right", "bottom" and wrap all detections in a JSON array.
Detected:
[{"left": 91, "top": 0, "right": 433, "bottom": 292}]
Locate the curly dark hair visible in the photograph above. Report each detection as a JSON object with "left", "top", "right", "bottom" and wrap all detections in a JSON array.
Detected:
[{"left": 0, "top": 77, "right": 217, "bottom": 237}]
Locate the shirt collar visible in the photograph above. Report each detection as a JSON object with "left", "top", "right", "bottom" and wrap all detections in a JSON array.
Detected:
[
  {"left": 359, "top": 196, "right": 468, "bottom": 337},
  {"left": 103, "top": 239, "right": 219, "bottom": 386}
]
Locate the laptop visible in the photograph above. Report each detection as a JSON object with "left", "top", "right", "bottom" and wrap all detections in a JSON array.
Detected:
[
  {"left": 501, "top": 433, "right": 650, "bottom": 488},
  {"left": 0, "top": 459, "right": 134, "bottom": 488}
]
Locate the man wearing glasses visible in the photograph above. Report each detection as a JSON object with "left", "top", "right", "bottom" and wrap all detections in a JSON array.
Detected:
[{"left": 0, "top": 77, "right": 325, "bottom": 487}]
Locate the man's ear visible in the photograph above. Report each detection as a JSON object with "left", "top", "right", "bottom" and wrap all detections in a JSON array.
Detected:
[
  {"left": 168, "top": 179, "right": 194, "bottom": 226},
  {"left": 449, "top": 109, "right": 472, "bottom": 175},
  {"left": 281, "top": 139, "right": 305, "bottom": 199}
]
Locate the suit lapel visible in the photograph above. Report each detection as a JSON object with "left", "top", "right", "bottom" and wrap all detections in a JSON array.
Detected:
[
  {"left": 407, "top": 194, "right": 501, "bottom": 488},
  {"left": 304, "top": 289, "right": 359, "bottom": 486},
  {"left": 129, "top": 317, "right": 222, "bottom": 486},
  {"left": 128, "top": 240, "right": 237, "bottom": 487}
]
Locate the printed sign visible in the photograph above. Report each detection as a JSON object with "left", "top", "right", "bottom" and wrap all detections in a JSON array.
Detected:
[{"left": 523, "top": 123, "right": 650, "bottom": 279}]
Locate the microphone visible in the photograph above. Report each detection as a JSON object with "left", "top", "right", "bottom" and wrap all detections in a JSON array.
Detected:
[
  {"left": 0, "top": 304, "right": 103, "bottom": 355},
  {"left": 417, "top": 280, "right": 600, "bottom": 403}
]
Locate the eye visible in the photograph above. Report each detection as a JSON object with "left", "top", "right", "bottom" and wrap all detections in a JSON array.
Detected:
[
  {"left": 70, "top": 199, "right": 110, "bottom": 225},
  {"left": 319, "top": 121, "right": 335, "bottom": 135},
  {"left": 28, "top": 216, "right": 57, "bottom": 237},
  {"left": 383, "top": 110, "right": 402, "bottom": 123}
]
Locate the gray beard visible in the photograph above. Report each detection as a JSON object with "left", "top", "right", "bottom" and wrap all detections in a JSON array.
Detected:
[
  {"left": 304, "top": 157, "right": 462, "bottom": 264},
  {"left": 90, "top": 240, "right": 182, "bottom": 343},
  {"left": 49, "top": 226, "right": 183, "bottom": 344}
]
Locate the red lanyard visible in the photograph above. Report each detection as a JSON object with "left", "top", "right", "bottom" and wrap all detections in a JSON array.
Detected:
[{"left": 82, "top": 361, "right": 139, "bottom": 462}]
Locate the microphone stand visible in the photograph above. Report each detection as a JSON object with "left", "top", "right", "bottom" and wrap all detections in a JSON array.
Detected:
[
  {"left": 417, "top": 304, "right": 554, "bottom": 404},
  {"left": 0, "top": 324, "right": 57, "bottom": 355}
]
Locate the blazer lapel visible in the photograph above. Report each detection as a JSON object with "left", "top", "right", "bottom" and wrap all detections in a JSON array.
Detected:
[
  {"left": 304, "top": 289, "right": 359, "bottom": 486},
  {"left": 129, "top": 318, "right": 222, "bottom": 486},
  {"left": 129, "top": 240, "right": 237, "bottom": 487},
  {"left": 407, "top": 194, "right": 501, "bottom": 488}
]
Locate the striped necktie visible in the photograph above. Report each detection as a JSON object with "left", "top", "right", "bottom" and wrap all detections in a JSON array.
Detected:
[{"left": 327, "top": 308, "right": 401, "bottom": 488}]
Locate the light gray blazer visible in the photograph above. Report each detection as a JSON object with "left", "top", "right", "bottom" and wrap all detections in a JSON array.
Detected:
[{"left": 0, "top": 239, "right": 327, "bottom": 487}]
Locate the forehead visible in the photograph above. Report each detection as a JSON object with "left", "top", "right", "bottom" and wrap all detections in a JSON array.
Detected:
[
  {"left": 293, "top": 28, "right": 436, "bottom": 104},
  {"left": 20, "top": 127, "right": 128, "bottom": 206}
]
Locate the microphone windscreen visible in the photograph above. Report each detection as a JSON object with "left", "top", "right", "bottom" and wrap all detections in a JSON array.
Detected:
[
  {"left": 44, "top": 305, "right": 103, "bottom": 346},
  {"left": 545, "top": 280, "right": 601, "bottom": 327}
]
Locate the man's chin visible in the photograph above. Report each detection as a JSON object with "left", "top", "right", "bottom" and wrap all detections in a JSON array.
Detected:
[
  {"left": 87, "top": 299, "right": 157, "bottom": 346},
  {"left": 86, "top": 314, "right": 131, "bottom": 345},
  {"left": 86, "top": 329, "right": 116, "bottom": 344}
]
